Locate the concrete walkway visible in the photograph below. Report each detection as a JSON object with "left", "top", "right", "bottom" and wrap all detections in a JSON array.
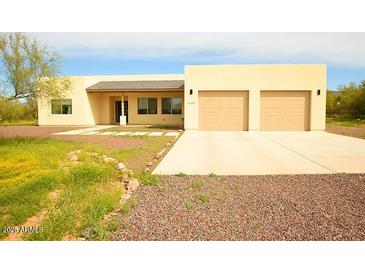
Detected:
[
  {"left": 153, "top": 131, "right": 365, "bottom": 175},
  {"left": 53, "top": 125, "right": 114, "bottom": 135},
  {"left": 53, "top": 126, "right": 180, "bottom": 137}
]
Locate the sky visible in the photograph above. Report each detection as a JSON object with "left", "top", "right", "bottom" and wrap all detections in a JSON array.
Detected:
[{"left": 31, "top": 33, "right": 365, "bottom": 91}]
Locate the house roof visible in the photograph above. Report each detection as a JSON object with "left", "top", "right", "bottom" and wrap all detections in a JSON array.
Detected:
[{"left": 86, "top": 80, "right": 184, "bottom": 92}]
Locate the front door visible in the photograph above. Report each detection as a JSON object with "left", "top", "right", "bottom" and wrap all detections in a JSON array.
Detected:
[{"left": 115, "top": 101, "right": 128, "bottom": 124}]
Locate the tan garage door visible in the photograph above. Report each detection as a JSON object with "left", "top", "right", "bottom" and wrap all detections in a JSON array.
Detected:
[
  {"left": 199, "top": 91, "right": 248, "bottom": 131},
  {"left": 260, "top": 91, "right": 310, "bottom": 131}
]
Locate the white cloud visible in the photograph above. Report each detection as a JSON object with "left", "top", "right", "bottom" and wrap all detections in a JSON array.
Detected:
[{"left": 30, "top": 33, "right": 365, "bottom": 68}]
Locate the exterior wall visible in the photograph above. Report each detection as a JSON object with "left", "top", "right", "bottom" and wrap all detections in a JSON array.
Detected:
[
  {"left": 184, "top": 64, "right": 326, "bottom": 131},
  {"left": 88, "top": 91, "right": 184, "bottom": 126},
  {"left": 38, "top": 65, "right": 327, "bottom": 130},
  {"left": 38, "top": 74, "right": 184, "bottom": 126},
  {"left": 38, "top": 77, "right": 95, "bottom": 126},
  {"left": 127, "top": 91, "right": 184, "bottom": 126}
]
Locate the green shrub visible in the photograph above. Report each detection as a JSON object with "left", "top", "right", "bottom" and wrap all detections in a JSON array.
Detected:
[
  {"left": 337, "top": 172, "right": 347, "bottom": 178},
  {"left": 326, "top": 80, "right": 365, "bottom": 118},
  {"left": 0, "top": 98, "right": 37, "bottom": 123}
]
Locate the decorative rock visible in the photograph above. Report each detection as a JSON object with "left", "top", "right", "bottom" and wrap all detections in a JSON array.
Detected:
[
  {"left": 62, "top": 234, "right": 77, "bottom": 241},
  {"left": 153, "top": 158, "right": 157, "bottom": 163},
  {"left": 157, "top": 151, "right": 164, "bottom": 158},
  {"left": 127, "top": 178, "right": 140, "bottom": 191},
  {"left": 122, "top": 174, "right": 129, "bottom": 183},
  {"left": 120, "top": 193, "right": 131, "bottom": 201},
  {"left": 147, "top": 161, "right": 154, "bottom": 167},
  {"left": 49, "top": 191, "right": 58, "bottom": 199},
  {"left": 103, "top": 156, "right": 117, "bottom": 163},
  {"left": 144, "top": 167, "right": 150, "bottom": 173},
  {"left": 166, "top": 142, "right": 171, "bottom": 146},
  {"left": 115, "top": 162, "right": 126, "bottom": 170},
  {"left": 68, "top": 152, "right": 78, "bottom": 162}
]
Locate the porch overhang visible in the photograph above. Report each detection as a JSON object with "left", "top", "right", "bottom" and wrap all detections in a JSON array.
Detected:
[{"left": 86, "top": 80, "right": 184, "bottom": 93}]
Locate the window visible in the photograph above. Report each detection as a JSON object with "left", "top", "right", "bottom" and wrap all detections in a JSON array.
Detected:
[
  {"left": 51, "top": 99, "right": 72, "bottom": 114},
  {"left": 162, "top": 98, "right": 171, "bottom": 114},
  {"left": 138, "top": 98, "right": 157, "bottom": 114},
  {"left": 162, "top": 97, "right": 182, "bottom": 114}
]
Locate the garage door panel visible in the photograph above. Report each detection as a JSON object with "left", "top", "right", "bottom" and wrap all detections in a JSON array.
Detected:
[
  {"left": 199, "top": 91, "right": 248, "bottom": 131},
  {"left": 260, "top": 91, "right": 310, "bottom": 131}
]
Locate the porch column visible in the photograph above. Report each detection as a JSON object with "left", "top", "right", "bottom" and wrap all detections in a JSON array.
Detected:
[
  {"left": 120, "top": 91, "right": 126, "bottom": 125},
  {"left": 121, "top": 92, "right": 124, "bottom": 116}
]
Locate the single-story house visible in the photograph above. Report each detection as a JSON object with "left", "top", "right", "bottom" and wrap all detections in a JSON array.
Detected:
[{"left": 38, "top": 64, "right": 326, "bottom": 131}]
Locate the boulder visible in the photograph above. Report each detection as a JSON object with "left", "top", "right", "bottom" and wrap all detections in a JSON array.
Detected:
[
  {"left": 49, "top": 191, "right": 58, "bottom": 199},
  {"left": 68, "top": 152, "right": 78, "bottom": 162},
  {"left": 62, "top": 234, "right": 77, "bottom": 241},
  {"left": 144, "top": 167, "right": 150, "bottom": 173},
  {"left": 103, "top": 156, "right": 117, "bottom": 163},
  {"left": 146, "top": 161, "right": 154, "bottom": 167},
  {"left": 120, "top": 193, "right": 131, "bottom": 202},
  {"left": 127, "top": 178, "right": 140, "bottom": 191},
  {"left": 115, "top": 162, "right": 126, "bottom": 170}
]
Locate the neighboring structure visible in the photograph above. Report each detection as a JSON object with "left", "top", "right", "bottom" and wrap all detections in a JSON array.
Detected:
[{"left": 38, "top": 64, "right": 326, "bottom": 131}]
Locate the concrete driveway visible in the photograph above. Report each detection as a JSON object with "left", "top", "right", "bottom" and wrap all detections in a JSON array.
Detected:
[{"left": 153, "top": 131, "right": 365, "bottom": 175}]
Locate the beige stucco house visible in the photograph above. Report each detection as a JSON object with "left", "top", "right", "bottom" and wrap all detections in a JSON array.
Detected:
[{"left": 38, "top": 64, "right": 326, "bottom": 131}]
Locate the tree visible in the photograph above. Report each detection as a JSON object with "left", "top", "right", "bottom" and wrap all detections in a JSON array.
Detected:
[
  {"left": 0, "top": 32, "right": 70, "bottom": 101},
  {"left": 334, "top": 81, "right": 365, "bottom": 118},
  {"left": 326, "top": 90, "right": 338, "bottom": 116}
]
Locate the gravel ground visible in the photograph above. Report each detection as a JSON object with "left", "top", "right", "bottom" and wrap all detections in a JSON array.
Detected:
[
  {"left": 0, "top": 126, "right": 144, "bottom": 150},
  {"left": 113, "top": 174, "right": 365, "bottom": 240},
  {"left": 326, "top": 124, "right": 365, "bottom": 139}
]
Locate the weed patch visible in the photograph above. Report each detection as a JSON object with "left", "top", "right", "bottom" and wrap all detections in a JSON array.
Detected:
[
  {"left": 196, "top": 194, "right": 209, "bottom": 203},
  {"left": 136, "top": 173, "right": 159, "bottom": 186},
  {"left": 186, "top": 181, "right": 203, "bottom": 189},
  {"left": 120, "top": 197, "right": 137, "bottom": 215},
  {"left": 185, "top": 202, "right": 196, "bottom": 210},
  {"left": 176, "top": 172, "right": 187, "bottom": 177}
]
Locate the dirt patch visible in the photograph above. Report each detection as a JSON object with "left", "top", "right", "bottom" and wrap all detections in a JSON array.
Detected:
[
  {"left": 326, "top": 124, "right": 365, "bottom": 139},
  {"left": 0, "top": 126, "right": 144, "bottom": 150},
  {"left": 52, "top": 135, "right": 143, "bottom": 150},
  {"left": 6, "top": 211, "right": 45, "bottom": 241},
  {"left": 113, "top": 174, "right": 365, "bottom": 240},
  {"left": 0, "top": 126, "right": 84, "bottom": 137}
]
